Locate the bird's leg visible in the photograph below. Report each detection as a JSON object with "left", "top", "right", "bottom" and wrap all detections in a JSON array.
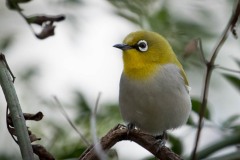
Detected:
[
  {"left": 127, "top": 123, "right": 135, "bottom": 136},
  {"left": 155, "top": 131, "right": 168, "bottom": 142},
  {"left": 154, "top": 131, "right": 168, "bottom": 152}
]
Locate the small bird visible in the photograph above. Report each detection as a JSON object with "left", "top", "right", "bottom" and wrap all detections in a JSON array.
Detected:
[{"left": 113, "top": 31, "right": 191, "bottom": 138}]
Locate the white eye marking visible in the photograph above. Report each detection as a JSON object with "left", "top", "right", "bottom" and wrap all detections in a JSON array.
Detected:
[{"left": 137, "top": 40, "right": 148, "bottom": 52}]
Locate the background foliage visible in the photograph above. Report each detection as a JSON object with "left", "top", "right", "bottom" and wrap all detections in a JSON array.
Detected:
[{"left": 0, "top": 0, "right": 240, "bottom": 159}]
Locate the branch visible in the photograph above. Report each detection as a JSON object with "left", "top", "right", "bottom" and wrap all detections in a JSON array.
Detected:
[
  {"left": 7, "top": 111, "right": 56, "bottom": 159},
  {"left": 215, "top": 65, "right": 240, "bottom": 74},
  {"left": 79, "top": 124, "right": 182, "bottom": 160},
  {"left": 191, "top": 1, "right": 240, "bottom": 159},
  {"left": 32, "top": 144, "right": 55, "bottom": 160},
  {"left": 6, "top": 0, "right": 65, "bottom": 39},
  {"left": 90, "top": 92, "right": 107, "bottom": 160},
  {"left": 0, "top": 53, "right": 34, "bottom": 159},
  {"left": 197, "top": 38, "right": 208, "bottom": 65},
  {"left": 54, "top": 96, "right": 90, "bottom": 146}
]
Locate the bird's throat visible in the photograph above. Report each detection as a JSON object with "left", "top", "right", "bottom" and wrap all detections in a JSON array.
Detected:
[{"left": 123, "top": 63, "right": 159, "bottom": 80}]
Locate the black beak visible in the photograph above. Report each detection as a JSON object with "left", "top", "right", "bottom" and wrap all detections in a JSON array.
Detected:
[{"left": 113, "top": 43, "right": 132, "bottom": 50}]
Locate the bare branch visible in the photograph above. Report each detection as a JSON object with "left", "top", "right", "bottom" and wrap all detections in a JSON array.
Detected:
[
  {"left": 32, "top": 144, "right": 55, "bottom": 160},
  {"left": 0, "top": 54, "right": 15, "bottom": 82},
  {"left": 0, "top": 53, "right": 34, "bottom": 159},
  {"left": 53, "top": 96, "right": 90, "bottom": 146},
  {"left": 79, "top": 124, "right": 182, "bottom": 160},
  {"left": 6, "top": 0, "right": 65, "bottom": 39},
  {"left": 215, "top": 65, "right": 240, "bottom": 74},
  {"left": 191, "top": 1, "right": 240, "bottom": 159},
  {"left": 197, "top": 38, "right": 208, "bottom": 65},
  {"left": 90, "top": 92, "right": 107, "bottom": 160}
]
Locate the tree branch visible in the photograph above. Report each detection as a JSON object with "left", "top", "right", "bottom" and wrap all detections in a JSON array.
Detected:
[
  {"left": 191, "top": 1, "right": 240, "bottom": 159},
  {"left": 6, "top": 0, "right": 65, "bottom": 39},
  {"left": 54, "top": 96, "right": 90, "bottom": 146},
  {"left": 215, "top": 65, "right": 240, "bottom": 74},
  {"left": 0, "top": 53, "right": 34, "bottom": 159},
  {"left": 79, "top": 124, "right": 182, "bottom": 160}
]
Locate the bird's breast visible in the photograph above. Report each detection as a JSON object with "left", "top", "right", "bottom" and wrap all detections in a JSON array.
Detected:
[{"left": 119, "top": 63, "right": 191, "bottom": 134}]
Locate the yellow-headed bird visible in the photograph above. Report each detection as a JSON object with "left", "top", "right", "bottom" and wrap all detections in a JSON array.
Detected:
[{"left": 113, "top": 31, "right": 191, "bottom": 139}]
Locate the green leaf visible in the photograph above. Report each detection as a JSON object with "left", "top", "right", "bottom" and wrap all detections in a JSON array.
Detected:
[
  {"left": 0, "top": 36, "right": 13, "bottom": 50},
  {"left": 195, "top": 132, "right": 240, "bottom": 159},
  {"left": 233, "top": 58, "right": 240, "bottom": 68},
  {"left": 200, "top": 151, "right": 240, "bottom": 160},
  {"left": 186, "top": 115, "right": 196, "bottom": 127},
  {"left": 16, "top": 0, "right": 31, "bottom": 3},
  {"left": 97, "top": 104, "right": 122, "bottom": 135},
  {"left": 223, "top": 74, "right": 240, "bottom": 91},
  {"left": 20, "top": 66, "right": 40, "bottom": 81},
  {"left": 0, "top": 155, "right": 19, "bottom": 160},
  {"left": 6, "top": 0, "right": 22, "bottom": 10},
  {"left": 149, "top": 7, "right": 171, "bottom": 33},
  {"left": 143, "top": 156, "right": 155, "bottom": 160},
  {"left": 229, "top": 125, "right": 240, "bottom": 132},
  {"left": 107, "top": 149, "right": 119, "bottom": 159},
  {"left": 222, "top": 114, "right": 240, "bottom": 128},
  {"left": 58, "top": 146, "right": 87, "bottom": 159},
  {"left": 168, "top": 134, "right": 183, "bottom": 155},
  {"left": 75, "top": 91, "right": 91, "bottom": 114},
  {"left": 74, "top": 91, "right": 91, "bottom": 126},
  {"left": 191, "top": 98, "right": 211, "bottom": 120},
  {"left": 116, "top": 11, "right": 140, "bottom": 25}
]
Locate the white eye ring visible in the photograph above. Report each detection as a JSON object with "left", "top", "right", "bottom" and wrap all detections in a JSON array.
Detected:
[{"left": 137, "top": 40, "right": 148, "bottom": 52}]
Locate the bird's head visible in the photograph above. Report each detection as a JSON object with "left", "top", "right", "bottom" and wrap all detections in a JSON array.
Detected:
[{"left": 114, "top": 31, "right": 182, "bottom": 80}]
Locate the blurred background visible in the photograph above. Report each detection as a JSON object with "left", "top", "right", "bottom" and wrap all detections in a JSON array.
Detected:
[{"left": 0, "top": 0, "right": 240, "bottom": 159}]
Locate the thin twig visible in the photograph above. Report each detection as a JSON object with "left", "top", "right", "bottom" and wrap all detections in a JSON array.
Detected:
[
  {"left": 53, "top": 96, "right": 90, "bottom": 146},
  {"left": 90, "top": 92, "right": 107, "bottom": 160},
  {"left": 191, "top": 1, "right": 240, "bottom": 159},
  {"left": 7, "top": 0, "right": 65, "bottom": 39},
  {"left": 197, "top": 38, "right": 208, "bottom": 65},
  {"left": 215, "top": 65, "right": 240, "bottom": 74},
  {"left": 0, "top": 54, "right": 15, "bottom": 82},
  {"left": 17, "top": 10, "right": 36, "bottom": 37},
  {"left": 93, "top": 92, "right": 101, "bottom": 116}
]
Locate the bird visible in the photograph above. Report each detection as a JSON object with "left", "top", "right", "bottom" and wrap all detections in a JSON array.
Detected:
[{"left": 113, "top": 31, "right": 192, "bottom": 140}]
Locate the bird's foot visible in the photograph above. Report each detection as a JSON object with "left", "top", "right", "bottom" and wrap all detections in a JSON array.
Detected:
[
  {"left": 127, "top": 123, "right": 135, "bottom": 136},
  {"left": 154, "top": 131, "right": 168, "bottom": 152}
]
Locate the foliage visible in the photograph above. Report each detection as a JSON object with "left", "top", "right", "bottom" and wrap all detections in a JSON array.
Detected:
[
  {"left": 1, "top": 0, "right": 240, "bottom": 159},
  {"left": 45, "top": 91, "right": 121, "bottom": 159},
  {"left": 107, "top": 0, "right": 215, "bottom": 68}
]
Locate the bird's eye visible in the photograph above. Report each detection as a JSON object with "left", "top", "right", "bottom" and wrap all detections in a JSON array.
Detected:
[{"left": 137, "top": 40, "right": 148, "bottom": 52}]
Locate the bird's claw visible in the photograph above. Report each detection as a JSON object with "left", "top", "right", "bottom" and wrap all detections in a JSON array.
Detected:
[
  {"left": 154, "top": 131, "right": 168, "bottom": 152},
  {"left": 127, "top": 123, "right": 135, "bottom": 136}
]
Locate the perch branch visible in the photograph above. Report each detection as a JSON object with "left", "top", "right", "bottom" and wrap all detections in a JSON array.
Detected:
[{"left": 79, "top": 124, "right": 182, "bottom": 160}]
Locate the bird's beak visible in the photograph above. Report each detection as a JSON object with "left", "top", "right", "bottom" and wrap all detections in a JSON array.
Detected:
[{"left": 113, "top": 43, "right": 132, "bottom": 51}]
